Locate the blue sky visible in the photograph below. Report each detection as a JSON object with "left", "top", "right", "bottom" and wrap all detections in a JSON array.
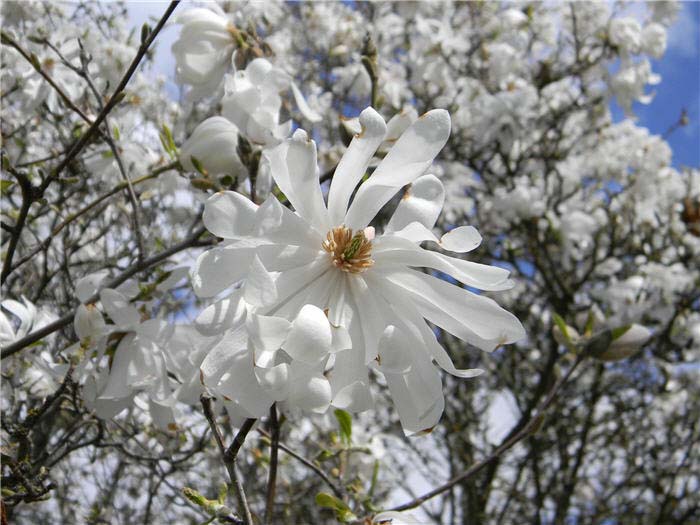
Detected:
[
  {"left": 127, "top": 1, "right": 699, "bottom": 169},
  {"left": 610, "top": 1, "right": 700, "bottom": 169}
]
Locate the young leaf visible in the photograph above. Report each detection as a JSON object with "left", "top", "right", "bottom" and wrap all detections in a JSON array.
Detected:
[{"left": 334, "top": 409, "right": 352, "bottom": 445}]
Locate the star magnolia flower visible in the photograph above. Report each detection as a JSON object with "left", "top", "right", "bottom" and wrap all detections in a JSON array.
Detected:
[
  {"left": 222, "top": 58, "right": 322, "bottom": 146},
  {"left": 192, "top": 107, "right": 525, "bottom": 434},
  {"left": 196, "top": 303, "right": 352, "bottom": 423},
  {"left": 76, "top": 289, "right": 179, "bottom": 430}
]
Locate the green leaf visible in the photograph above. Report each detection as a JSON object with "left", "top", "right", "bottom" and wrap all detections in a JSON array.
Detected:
[
  {"left": 611, "top": 325, "right": 631, "bottom": 340},
  {"left": 189, "top": 155, "right": 207, "bottom": 176},
  {"left": 316, "top": 492, "right": 347, "bottom": 511},
  {"left": 316, "top": 492, "right": 357, "bottom": 522},
  {"left": 1, "top": 179, "right": 14, "bottom": 192},
  {"left": 162, "top": 124, "right": 176, "bottom": 153},
  {"left": 334, "top": 409, "right": 352, "bottom": 445},
  {"left": 552, "top": 312, "right": 569, "bottom": 342},
  {"left": 584, "top": 311, "right": 595, "bottom": 336},
  {"left": 112, "top": 125, "right": 120, "bottom": 141}
]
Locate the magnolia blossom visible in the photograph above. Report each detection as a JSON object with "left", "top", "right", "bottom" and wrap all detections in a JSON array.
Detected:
[
  {"left": 75, "top": 288, "right": 180, "bottom": 430},
  {"left": 192, "top": 107, "right": 525, "bottom": 433},
  {"left": 0, "top": 297, "right": 57, "bottom": 345},
  {"left": 172, "top": 6, "right": 237, "bottom": 96},
  {"left": 372, "top": 511, "right": 423, "bottom": 524},
  {"left": 197, "top": 302, "right": 352, "bottom": 422},
  {"left": 180, "top": 116, "right": 246, "bottom": 177},
  {"left": 222, "top": 58, "right": 321, "bottom": 146}
]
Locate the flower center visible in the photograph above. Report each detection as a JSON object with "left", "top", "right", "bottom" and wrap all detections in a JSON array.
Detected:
[{"left": 322, "top": 226, "right": 374, "bottom": 274}]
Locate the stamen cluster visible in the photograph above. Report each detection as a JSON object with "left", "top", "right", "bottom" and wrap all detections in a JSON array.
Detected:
[{"left": 322, "top": 226, "right": 374, "bottom": 273}]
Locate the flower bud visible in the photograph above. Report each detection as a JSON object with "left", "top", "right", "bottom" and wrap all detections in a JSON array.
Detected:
[{"left": 180, "top": 117, "right": 247, "bottom": 178}]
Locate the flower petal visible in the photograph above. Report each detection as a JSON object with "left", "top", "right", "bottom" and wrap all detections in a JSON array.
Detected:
[
  {"left": 327, "top": 107, "right": 387, "bottom": 225},
  {"left": 194, "top": 290, "right": 247, "bottom": 335},
  {"left": 282, "top": 304, "right": 332, "bottom": 363},
  {"left": 191, "top": 245, "right": 255, "bottom": 298},
  {"left": 203, "top": 191, "right": 258, "bottom": 239},
  {"left": 244, "top": 254, "right": 278, "bottom": 307},
  {"left": 383, "top": 269, "right": 526, "bottom": 350},
  {"left": 290, "top": 81, "right": 322, "bottom": 123},
  {"left": 345, "top": 109, "right": 451, "bottom": 230},
  {"left": 99, "top": 289, "right": 140, "bottom": 328},
  {"left": 386, "top": 174, "right": 445, "bottom": 232},
  {"left": 374, "top": 235, "right": 512, "bottom": 291}
]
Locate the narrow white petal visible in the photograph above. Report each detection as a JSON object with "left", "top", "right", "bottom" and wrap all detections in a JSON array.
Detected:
[
  {"left": 200, "top": 326, "right": 249, "bottom": 385},
  {"left": 390, "top": 221, "right": 441, "bottom": 244},
  {"left": 345, "top": 109, "right": 451, "bottom": 230},
  {"left": 384, "top": 269, "right": 525, "bottom": 350},
  {"left": 374, "top": 235, "right": 511, "bottom": 291},
  {"left": 440, "top": 226, "right": 482, "bottom": 253},
  {"left": 290, "top": 81, "right": 322, "bottom": 123},
  {"left": 244, "top": 254, "right": 278, "bottom": 307},
  {"left": 247, "top": 313, "right": 291, "bottom": 352},
  {"left": 332, "top": 380, "right": 373, "bottom": 412},
  {"left": 75, "top": 270, "right": 110, "bottom": 303},
  {"left": 327, "top": 107, "right": 387, "bottom": 225},
  {"left": 254, "top": 195, "right": 323, "bottom": 246},
  {"left": 377, "top": 326, "right": 413, "bottom": 374},
  {"left": 74, "top": 304, "right": 105, "bottom": 341},
  {"left": 217, "top": 349, "right": 274, "bottom": 416},
  {"left": 194, "top": 290, "right": 246, "bottom": 335},
  {"left": 348, "top": 276, "right": 390, "bottom": 364},
  {"left": 384, "top": 360, "right": 444, "bottom": 436},
  {"left": 386, "top": 174, "right": 445, "bottom": 232},
  {"left": 285, "top": 130, "right": 330, "bottom": 229}
]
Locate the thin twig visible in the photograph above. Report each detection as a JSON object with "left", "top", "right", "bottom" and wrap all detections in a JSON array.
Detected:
[
  {"left": 39, "top": 0, "right": 180, "bottom": 193},
  {"left": 257, "top": 428, "right": 344, "bottom": 499},
  {"left": 9, "top": 162, "right": 177, "bottom": 274},
  {"left": 387, "top": 354, "right": 587, "bottom": 513},
  {"left": 225, "top": 418, "right": 257, "bottom": 462},
  {"left": 0, "top": 1, "right": 179, "bottom": 281},
  {"left": 200, "top": 397, "right": 253, "bottom": 525},
  {"left": 264, "top": 404, "right": 280, "bottom": 525},
  {"left": 1, "top": 226, "right": 208, "bottom": 359}
]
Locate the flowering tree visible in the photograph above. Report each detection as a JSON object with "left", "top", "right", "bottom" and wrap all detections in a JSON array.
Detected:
[{"left": 1, "top": 1, "right": 698, "bottom": 524}]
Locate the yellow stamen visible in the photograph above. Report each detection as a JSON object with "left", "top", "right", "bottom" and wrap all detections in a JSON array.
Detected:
[{"left": 322, "top": 226, "right": 374, "bottom": 274}]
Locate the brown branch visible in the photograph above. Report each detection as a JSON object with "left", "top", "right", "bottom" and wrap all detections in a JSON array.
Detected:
[
  {"left": 38, "top": 0, "right": 180, "bottom": 193},
  {"left": 200, "top": 396, "right": 253, "bottom": 525},
  {"left": 264, "top": 404, "right": 280, "bottom": 525},
  {"left": 1, "top": 225, "right": 207, "bottom": 359},
  {"left": 387, "top": 354, "right": 587, "bottom": 513}
]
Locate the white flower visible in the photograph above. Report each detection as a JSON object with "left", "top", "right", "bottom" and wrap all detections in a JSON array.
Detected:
[
  {"left": 0, "top": 297, "right": 57, "bottom": 345},
  {"left": 171, "top": 7, "right": 237, "bottom": 95},
  {"left": 611, "top": 59, "right": 660, "bottom": 114},
  {"left": 372, "top": 510, "right": 423, "bottom": 524},
  {"left": 198, "top": 303, "right": 349, "bottom": 419},
  {"left": 180, "top": 117, "right": 247, "bottom": 177},
  {"left": 77, "top": 288, "right": 180, "bottom": 430},
  {"left": 609, "top": 17, "right": 642, "bottom": 54},
  {"left": 641, "top": 23, "right": 667, "bottom": 58},
  {"left": 222, "top": 58, "right": 321, "bottom": 146},
  {"left": 192, "top": 107, "right": 525, "bottom": 434}
]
